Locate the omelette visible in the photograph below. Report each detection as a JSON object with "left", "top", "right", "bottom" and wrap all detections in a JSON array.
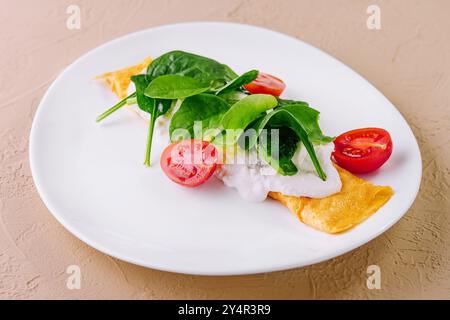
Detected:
[
  {"left": 269, "top": 165, "right": 393, "bottom": 234},
  {"left": 95, "top": 56, "right": 153, "bottom": 99}
]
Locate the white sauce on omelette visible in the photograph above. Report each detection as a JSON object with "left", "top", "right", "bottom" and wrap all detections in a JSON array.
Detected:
[{"left": 216, "top": 143, "right": 342, "bottom": 202}]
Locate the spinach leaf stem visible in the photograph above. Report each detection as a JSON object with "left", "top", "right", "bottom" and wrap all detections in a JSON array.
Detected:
[
  {"left": 96, "top": 92, "right": 136, "bottom": 122},
  {"left": 144, "top": 103, "right": 157, "bottom": 166}
]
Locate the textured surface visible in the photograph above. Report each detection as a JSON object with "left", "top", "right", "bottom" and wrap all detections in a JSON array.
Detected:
[{"left": 0, "top": 0, "right": 449, "bottom": 299}]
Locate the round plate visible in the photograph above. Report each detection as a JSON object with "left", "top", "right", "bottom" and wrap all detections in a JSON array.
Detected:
[{"left": 30, "top": 22, "right": 421, "bottom": 275}]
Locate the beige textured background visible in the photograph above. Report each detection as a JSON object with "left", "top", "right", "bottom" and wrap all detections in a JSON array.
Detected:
[{"left": 0, "top": 0, "right": 449, "bottom": 299}]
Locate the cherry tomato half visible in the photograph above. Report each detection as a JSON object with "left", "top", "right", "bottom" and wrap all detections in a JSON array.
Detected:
[
  {"left": 332, "top": 128, "right": 393, "bottom": 174},
  {"left": 244, "top": 72, "right": 286, "bottom": 97},
  {"left": 160, "top": 140, "right": 218, "bottom": 187}
]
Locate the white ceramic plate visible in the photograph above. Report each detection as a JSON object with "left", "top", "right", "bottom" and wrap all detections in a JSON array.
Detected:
[{"left": 30, "top": 22, "right": 421, "bottom": 275}]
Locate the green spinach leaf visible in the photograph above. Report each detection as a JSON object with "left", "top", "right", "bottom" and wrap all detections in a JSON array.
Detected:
[
  {"left": 244, "top": 103, "right": 333, "bottom": 150},
  {"left": 215, "top": 70, "right": 259, "bottom": 96},
  {"left": 258, "top": 127, "right": 300, "bottom": 176},
  {"left": 276, "top": 98, "right": 309, "bottom": 108},
  {"left": 274, "top": 104, "right": 334, "bottom": 144},
  {"left": 146, "top": 50, "right": 237, "bottom": 89},
  {"left": 169, "top": 94, "right": 230, "bottom": 141},
  {"left": 144, "top": 74, "right": 210, "bottom": 99},
  {"left": 220, "top": 94, "right": 278, "bottom": 131},
  {"left": 250, "top": 105, "right": 330, "bottom": 180},
  {"left": 217, "top": 90, "right": 249, "bottom": 106}
]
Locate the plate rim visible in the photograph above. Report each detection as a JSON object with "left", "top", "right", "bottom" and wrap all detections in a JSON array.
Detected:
[{"left": 29, "top": 21, "right": 422, "bottom": 275}]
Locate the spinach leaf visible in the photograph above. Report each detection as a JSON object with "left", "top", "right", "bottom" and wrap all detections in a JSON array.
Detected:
[
  {"left": 249, "top": 105, "right": 330, "bottom": 180},
  {"left": 218, "top": 94, "right": 277, "bottom": 145},
  {"left": 169, "top": 94, "right": 230, "bottom": 141},
  {"left": 144, "top": 74, "right": 210, "bottom": 99},
  {"left": 244, "top": 103, "right": 333, "bottom": 150},
  {"left": 218, "top": 90, "right": 249, "bottom": 106},
  {"left": 276, "top": 98, "right": 309, "bottom": 108},
  {"left": 258, "top": 127, "right": 300, "bottom": 176},
  {"left": 131, "top": 74, "right": 171, "bottom": 166},
  {"left": 146, "top": 50, "right": 237, "bottom": 89},
  {"left": 215, "top": 70, "right": 259, "bottom": 96},
  {"left": 276, "top": 104, "right": 334, "bottom": 144},
  {"left": 220, "top": 94, "right": 278, "bottom": 131}
]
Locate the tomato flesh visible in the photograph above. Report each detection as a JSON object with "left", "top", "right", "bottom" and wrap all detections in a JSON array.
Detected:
[
  {"left": 160, "top": 140, "right": 218, "bottom": 187},
  {"left": 244, "top": 72, "right": 286, "bottom": 97},
  {"left": 332, "top": 128, "right": 393, "bottom": 174}
]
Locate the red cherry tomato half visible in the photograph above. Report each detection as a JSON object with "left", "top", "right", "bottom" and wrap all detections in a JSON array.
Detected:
[
  {"left": 244, "top": 72, "right": 286, "bottom": 97},
  {"left": 332, "top": 128, "right": 393, "bottom": 174},
  {"left": 160, "top": 140, "right": 218, "bottom": 187}
]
